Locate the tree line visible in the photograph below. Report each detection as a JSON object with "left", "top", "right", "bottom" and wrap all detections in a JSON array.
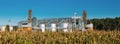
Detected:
[{"left": 87, "top": 17, "right": 120, "bottom": 31}]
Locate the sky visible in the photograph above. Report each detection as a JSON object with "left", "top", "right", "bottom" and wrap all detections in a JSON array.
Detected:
[{"left": 0, "top": 0, "right": 120, "bottom": 25}]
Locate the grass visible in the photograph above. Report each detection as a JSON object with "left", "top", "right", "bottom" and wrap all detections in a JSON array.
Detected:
[{"left": 0, "top": 30, "right": 120, "bottom": 44}]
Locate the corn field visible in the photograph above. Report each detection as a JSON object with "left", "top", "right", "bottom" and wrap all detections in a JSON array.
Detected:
[{"left": 0, "top": 30, "right": 120, "bottom": 44}]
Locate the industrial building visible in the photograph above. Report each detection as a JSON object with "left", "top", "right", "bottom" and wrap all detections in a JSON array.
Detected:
[
  {"left": 1, "top": 25, "right": 13, "bottom": 32},
  {"left": 18, "top": 10, "right": 93, "bottom": 32}
]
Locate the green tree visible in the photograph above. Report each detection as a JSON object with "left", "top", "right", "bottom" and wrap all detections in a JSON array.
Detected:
[{"left": 88, "top": 17, "right": 120, "bottom": 30}]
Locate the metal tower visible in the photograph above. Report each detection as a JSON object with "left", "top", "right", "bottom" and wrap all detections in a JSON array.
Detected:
[
  {"left": 82, "top": 10, "right": 87, "bottom": 28},
  {"left": 28, "top": 10, "right": 32, "bottom": 23},
  {"left": 8, "top": 19, "right": 11, "bottom": 26},
  {"left": 73, "top": 12, "right": 77, "bottom": 29}
]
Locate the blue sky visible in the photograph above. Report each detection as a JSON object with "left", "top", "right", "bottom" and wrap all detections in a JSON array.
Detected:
[{"left": 0, "top": 0, "right": 120, "bottom": 25}]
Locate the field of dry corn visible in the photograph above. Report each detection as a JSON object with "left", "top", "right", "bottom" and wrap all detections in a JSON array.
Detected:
[{"left": 0, "top": 30, "right": 120, "bottom": 44}]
